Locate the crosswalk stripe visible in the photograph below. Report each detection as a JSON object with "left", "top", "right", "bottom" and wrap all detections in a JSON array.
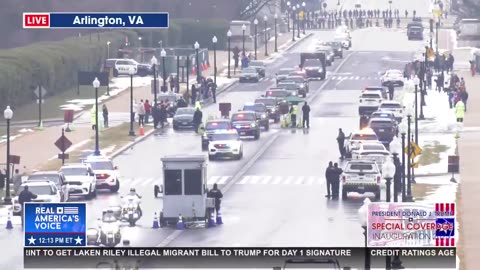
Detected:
[
  {"left": 331, "top": 76, "right": 337, "bottom": 80},
  {"left": 207, "top": 176, "right": 220, "bottom": 185},
  {"left": 260, "top": 176, "right": 272, "bottom": 184},
  {"left": 250, "top": 176, "right": 261, "bottom": 184},
  {"left": 349, "top": 76, "right": 355, "bottom": 80},
  {"left": 355, "top": 76, "right": 360, "bottom": 80},
  {"left": 216, "top": 176, "right": 230, "bottom": 185},
  {"left": 272, "top": 176, "right": 283, "bottom": 185},
  {"left": 129, "top": 178, "right": 145, "bottom": 187},
  {"left": 283, "top": 176, "right": 294, "bottom": 184},
  {"left": 294, "top": 176, "right": 305, "bottom": 185},
  {"left": 306, "top": 176, "right": 316, "bottom": 185},
  {"left": 238, "top": 176, "right": 251, "bottom": 184}
]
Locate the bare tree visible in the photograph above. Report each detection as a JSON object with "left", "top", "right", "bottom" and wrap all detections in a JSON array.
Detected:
[{"left": 236, "top": 0, "right": 278, "bottom": 20}]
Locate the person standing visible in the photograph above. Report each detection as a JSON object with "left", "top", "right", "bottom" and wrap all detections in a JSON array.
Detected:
[
  {"left": 461, "top": 90, "right": 469, "bottom": 112},
  {"left": 331, "top": 163, "right": 343, "bottom": 199},
  {"left": 137, "top": 100, "right": 145, "bottom": 125},
  {"left": 152, "top": 103, "right": 160, "bottom": 129},
  {"left": 290, "top": 104, "right": 298, "bottom": 128},
  {"left": 191, "top": 85, "right": 197, "bottom": 105},
  {"left": 455, "top": 99, "right": 465, "bottom": 122},
  {"left": 207, "top": 183, "right": 223, "bottom": 215},
  {"left": 0, "top": 169, "right": 5, "bottom": 189},
  {"left": 337, "top": 128, "right": 346, "bottom": 159},
  {"left": 18, "top": 185, "right": 38, "bottom": 226},
  {"left": 302, "top": 102, "right": 311, "bottom": 128},
  {"left": 12, "top": 169, "right": 22, "bottom": 195},
  {"left": 144, "top": 100, "right": 151, "bottom": 124},
  {"left": 388, "top": 84, "right": 395, "bottom": 100},
  {"left": 211, "top": 81, "right": 217, "bottom": 103},
  {"left": 159, "top": 104, "right": 167, "bottom": 128},
  {"left": 102, "top": 104, "right": 109, "bottom": 128},
  {"left": 325, "top": 161, "right": 334, "bottom": 198},
  {"left": 193, "top": 107, "right": 203, "bottom": 133},
  {"left": 169, "top": 75, "right": 175, "bottom": 92}
]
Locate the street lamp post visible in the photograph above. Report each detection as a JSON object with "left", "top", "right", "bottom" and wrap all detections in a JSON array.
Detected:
[
  {"left": 128, "top": 67, "right": 136, "bottom": 136},
  {"left": 227, "top": 30, "right": 232, "bottom": 78},
  {"left": 160, "top": 49, "right": 167, "bottom": 93},
  {"left": 399, "top": 121, "right": 407, "bottom": 202},
  {"left": 302, "top": 2, "right": 306, "bottom": 35},
  {"left": 413, "top": 76, "right": 420, "bottom": 145},
  {"left": 242, "top": 24, "right": 246, "bottom": 56},
  {"left": 138, "top": 37, "right": 144, "bottom": 62},
  {"left": 176, "top": 55, "right": 180, "bottom": 94},
  {"left": 383, "top": 157, "right": 396, "bottom": 270},
  {"left": 286, "top": 1, "right": 291, "bottom": 32},
  {"left": 297, "top": 4, "right": 301, "bottom": 38},
  {"left": 3, "top": 106, "right": 13, "bottom": 205},
  {"left": 92, "top": 78, "right": 101, "bottom": 156},
  {"left": 292, "top": 6, "right": 297, "bottom": 41},
  {"left": 151, "top": 55, "right": 158, "bottom": 104},
  {"left": 358, "top": 198, "right": 371, "bottom": 270},
  {"left": 389, "top": 138, "right": 402, "bottom": 202},
  {"left": 194, "top": 41, "right": 200, "bottom": 82},
  {"left": 264, "top": 16, "right": 269, "bottom": 57},
  {"left": 405, "top": 107, "right": 414, "bottom": 202},
  {"left": 212, "top": 36, "right": 218, "bottom": 85},
  {"left": 107, "top": 41, "right": 111, "bottom": 59},
  {"left": 274, "top": 14, "right": 278, "bottom": 52},
  {"left": 254, "top": 19, "right": 258, "bottom": 60}
]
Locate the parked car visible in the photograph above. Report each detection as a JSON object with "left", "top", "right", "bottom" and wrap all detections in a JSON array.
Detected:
[
  {"left": 239, "top": 67, "right": 260, "bottom": 83},
  {"left": 249, "top": 60, "right": 266, "bottom": 77},
  {"left": 172, "top": 107, "right": 196, "bottom": 130}
]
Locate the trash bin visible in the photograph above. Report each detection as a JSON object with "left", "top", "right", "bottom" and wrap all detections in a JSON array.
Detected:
[{"left": 64, "top": 110, "right": 74, "bottom": 123}]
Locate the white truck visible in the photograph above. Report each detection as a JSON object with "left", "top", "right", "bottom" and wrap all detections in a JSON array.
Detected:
[{"left": 341, "top": 159, "right": 382, "bottom": 201}]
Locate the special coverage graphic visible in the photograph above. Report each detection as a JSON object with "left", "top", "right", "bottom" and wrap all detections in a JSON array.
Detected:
[
  {"left": 24, "top": 203, "right": 86, "bottom": 247},
  {"left": 367, "top": 202, "right": 456, "bottom": 247}
]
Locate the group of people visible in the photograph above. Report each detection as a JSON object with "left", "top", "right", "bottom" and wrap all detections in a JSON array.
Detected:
[
  {"left": 446, "top": 74, "right": 469, "bottom": 122},
  {"left": 191, "top": 76, "right": 217, "bottom": 104},
  {"left": 282, "top": 102, "right": 311, "bottom": 128},
  {"left": 324, "top": 161, "right": 343, "bottom": 199}
]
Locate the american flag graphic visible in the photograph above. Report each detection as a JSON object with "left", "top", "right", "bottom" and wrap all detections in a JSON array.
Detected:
[
  {"left": 63, "top": 207, "right": 79, "bottom": 215},
  {"left": 435, "top": 203, "right": 455, "bottom": 215},
  {"left": 436, "top": 237, "right": 455, "bottom": 247}
]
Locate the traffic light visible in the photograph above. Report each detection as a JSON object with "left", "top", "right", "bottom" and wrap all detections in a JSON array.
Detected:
[{"left": 430, "top": 19, "right": 434, "bottom": 32}]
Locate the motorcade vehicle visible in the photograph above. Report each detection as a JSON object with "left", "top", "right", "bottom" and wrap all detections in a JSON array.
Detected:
[
  {"left": 120, "top": 194, "right": 142, "bottom": 226},
  {"left": 319, "top": 41, "right": 344, "bottom": 58},
  {"left": 249, "top": 60, "right": 266, "bottom": 77},
  {"left": 243, "top": 102, "right": 270, "bottom": 130},
  {"left": 208, "top": 130, "right": 243, "bottom": 160},
  {"left": 364, "top": 86, "right": 387, "bottom": 99},
  {"left": 359, "top": 90, "right": 383, "bottom": 116},
  {"left": 201, "top": 119, "right": 233, "bottom": 150},
  {"left": 98, "top": 210, "right": 122, "bottom": 247},
  {"left": 82, "top": 155, "right": 120, "bottom": 193},
  {"left": 378, "top": 101, "right": 404, "bottom": 122},
  {"left": 231, "top": 111, "right": 261, "bottom": 139},
  {"left": 26, "top": 171, "right": 68, "bottom": 202},
  {"left": 300, "top": 52, "right": 326, "bottom": 80},
  {"left": 368, "top": 117, "right": 397, "bottom": 143},
  {"left": 352, "top": 142, "right": 391, "bottom": 171},
  {"left": 407, "top": 22, "right": 424, "bottom": 40},
  {"left": 283, "top": 75, "right": 309, "bottom": 97},
  {"left": 370, "top": 110, "right": 397, "bottom": 123},
  {"left": 314, "top": 45, "right": 335, "bottom": 66},
  {"left": 341, "top": 159, "right": 382, "bottom": 200},
  {"left": 381, "top": 69, "right": 405, "bottom": 87},
  {"left": 254, "top": 97, "right": 281, "bottom": 123},
  {"left": 276, "top": 68, "right": 295, "bottom": 83},
  {"left": 288, "top": 70, "right": 308, "bottom": 80},
  {"left": 276, "top": 81, "right": 301, "bottom": 96},
  {"left": 345, "top": 128, "right": 380, "bottom": 158},
  {"left": 106, "top": 58, "right": 152, "bottom": 77},
  {"left": 265, "top": 89, "right": 292, "bottom": 102},
  {"left": 13, "top": 181, "right": 62, "bottom": 215},
  {"left": 239, "top": 67, "right": 260, "bottom": 83},
  {"left": 59, "top": 163, "right": 97, "bottom": 200},
  {"left": 172, "top": 107, "right": 196, "bottom": 130}
]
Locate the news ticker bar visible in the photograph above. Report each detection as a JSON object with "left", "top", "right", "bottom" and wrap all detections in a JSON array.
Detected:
[
  {"left": 23, "top": 13, "right": 169, "bottom": 29},
  {"left": 24, "top": 247, "right": 456, "bottom": 269}
]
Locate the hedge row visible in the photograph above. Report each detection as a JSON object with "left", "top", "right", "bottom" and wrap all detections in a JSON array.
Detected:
[{"left": 0, "top": 19, "right": 229, "bottom": 110}]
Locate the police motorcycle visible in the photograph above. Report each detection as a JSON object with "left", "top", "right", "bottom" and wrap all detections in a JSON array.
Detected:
[
  {"left": 120, "top": 191, "right": 142, "bottom": 227},
  {"left": 86, "top": 210, "right": 122, "bottom": 247}
]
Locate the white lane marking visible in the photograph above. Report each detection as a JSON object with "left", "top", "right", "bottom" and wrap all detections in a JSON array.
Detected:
[
  {"left": 331, "top": 76, "right": 337, "bottom": 80},
  {"left": 207, "top": 176, "right": 220, "bottom": 185},
  {"left": 294, "top": 176, "right": 305, "bottom": 185},
  {"left": 237, "top": 176, "right": 251, "bottom": 184},
  {"left": 355, "top": 76, "right": 360, "bottom": 80},
  {"left": 306, "top": 176, "right": 316, "bottom": 185},
  {"left": 282, "top": 176, "right": 294, "bottom": 184},
  {"left": 272, "top": 176, "right": 283, "bottom": 184},
  {"left": 216, "top": 176, "right": 230, "bottom": 185},
  {"left": 260, "top": 176, "right": 272, "bottom": 184},
  {"left": 349, "top": 76, "right": 355, "bottom": 80},
  {"left": 250, "top": 176, "right": 261, "bottom": 184},
  {"left": 129, "top": 178, "right": 144, "bottom": 187},
  {"left": 137, "top": 178, "right": 155, "bottom": 187}
]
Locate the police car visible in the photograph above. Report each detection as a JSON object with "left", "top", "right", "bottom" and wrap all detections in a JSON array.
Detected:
[
  {"left": 13, "top": 181, "right": 62, "bottom": 215},
  {"left": 59, "top": 163, "right": 97, "bottom": 200},
  {"left": 341, "top": 159, "right": 382, "bottom": 200},
  {"left": 208, "top": 130, "right": 243, "bottom": 160},
  {"left": 108, "top": 58, "right": 152, "bottom": 77},
  {"left": 381, "top": 69, "right": 405, "bottom": 87},
  {"left": 201, "top": 119, "right": 233, "bottom": 150},
  {"left": 352, "top": 142, "right": 391, "bottom": 171},
  {"left": 231, "top": 111, "right": 261, "bottom": 140},
  {"left": 359, "top": 90, "right": 383, "bottom": 116},
  {"left": 378, "top": 100, "right": 404, "bottom": 122},
  {"left": 345, "top": 128, "right": 380, "bottom": 158},
  {"left": 83, "top": 156, "right": 120, "bottom": 193}
]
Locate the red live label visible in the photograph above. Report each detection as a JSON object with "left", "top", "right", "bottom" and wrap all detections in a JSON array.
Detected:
[{"left": 23, "top": 13, "right": 50, "bottom": 28}]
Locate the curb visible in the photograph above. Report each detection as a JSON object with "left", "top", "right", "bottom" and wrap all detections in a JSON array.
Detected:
[
  {"left": 415, "top": 172, "right": 452, "bottom": 178},
  {"left": 109, "top": 129, "right": 156, "bottom": 159}
]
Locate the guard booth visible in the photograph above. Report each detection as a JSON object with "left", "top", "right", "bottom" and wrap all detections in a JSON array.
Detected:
[{"left": 154, "top": 155, "right": 214, "bottom": 227}]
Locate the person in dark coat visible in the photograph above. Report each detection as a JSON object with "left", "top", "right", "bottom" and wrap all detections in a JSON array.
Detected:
[
  {"left": 102, "top": 104, "right": 109, "bottom": 128},
  {"left": 302, "top": 102, "right": 311, "bottom": 128},
  {"left": 152, "top": 103, "right": 160, "bottom": 129},
  {"left": 159, "top": 104, "right": 168, "bottom": 128},
  {"left": 18, "top": 185, "right": 38, "bottom": 226},
  {"left": 0, "top": 169, "right": 5, "bottom": 189},
  {"left": 337, "top": 128, "right": 346, "bottom": 159},
  {"left": 191, "top": 85, "right": 197, "bottom": 105},
  {"left": 176, "top": 97, "right": 187, "bottom": 108},
  {"left": 331, "top": 163, "right": 343, "bottom": 199},
  {"left": 461, "top": 90, "right": 469, "bottom": 112},
  {"left": 387, "top": 84, "right": 395, "bottom": 100},
  {"left": 393, "top": 155, "right": 402, "bottom": 200},
  {"left": 193, "top": 108, "right": 203, "bottom": 133},
  {"left": 207, "top": 183, "right": 223, "bottom": 215},
  {"left": 210, "top": 81, "right": 217, "bottom": 103},
  {"left": 325, "top": 161, "right": 334, "bottom": 198}
]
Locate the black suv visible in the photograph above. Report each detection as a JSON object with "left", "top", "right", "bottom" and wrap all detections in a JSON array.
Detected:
[
  {"left": 254, "top": 97, "right": 280, "bottom": 123},
  {"left": 368, "top": 117, "right": 397, "bottom": 144},
  {"left": 231, "top": 111, "right": 260, "bottom": 140},
  {"left": 243, "top": 103, "right": 269, "bottom": 130},
  {"left": 201, "top": 119, "right": 233, "bottom": 150}
]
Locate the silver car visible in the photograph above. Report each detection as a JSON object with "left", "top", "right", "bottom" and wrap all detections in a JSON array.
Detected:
[{"left": 239, "top": 67, "right": 260, "bottom": 83}]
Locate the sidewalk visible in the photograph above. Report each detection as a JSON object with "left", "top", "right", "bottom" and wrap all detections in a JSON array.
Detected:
[{"left": 0, "top": 30, "right": 304, "bottom": 176}]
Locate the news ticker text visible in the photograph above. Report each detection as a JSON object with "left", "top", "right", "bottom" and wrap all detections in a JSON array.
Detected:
[{"left": 24, "top": 247, "right": 456, "bottom": 269}]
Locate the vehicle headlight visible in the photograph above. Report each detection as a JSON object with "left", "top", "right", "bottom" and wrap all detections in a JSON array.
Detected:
[
  {"left": 261, "top": 113, "right": 267, "bottom": 118},
  {"left": 235, "top": 125, "right": 241, "bottom": 129},
  {"left": 251, "top": 123, "right": 256, "bottom": 128},
  {"left": 299, "top": 84, "right": 305, "bottom": 88}
]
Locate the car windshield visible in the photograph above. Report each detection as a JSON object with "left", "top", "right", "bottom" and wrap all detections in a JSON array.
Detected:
[
  {"left": 304, "top": 59, "right": 321, "bottom": 66},
  {"left": 158, "top": 95, "right": 176, "bottom": 102},
  {"left": 206, "top": 121, "right": 231, "bottom": 130},
  {"left": 211, "top": 133, "right": 238, "bottom": 141},
  {"left": 61, "top": 168, "right": 89, "bottom": 176},
  {"left": 286, "top": 77, "right": 304, "bottom": 83},
  {"left": 278, "top": 83, "right": 297, "bottom": 90},
  {"left": 362, "top": 93, "right": 381, "bottom": 98},
  {"left": 372, "top": 113, "right": 393, "bottom": 118},
  {"left": 409, "top": 26, "right": 423, "bottom": 31},
  {"left": 361, "top": 151, "right": 390, "bottom": 156},
  {"left": 255, "top": 99, "right": 276, "bottom": 106},
  {"left": 244, "top": 104, "right": 266, "bottom": 112},
  {"left": 243, "top": 68, "right": 256, "bottom": 73},
  {"left": 351, "top": 134, "right": 378, "bottom": 140},
  {"left": 249, "top": 61, "right": 264, "bottom": 67},
  {"left": 380, "top": 103, "right": 402, "bottom": 108},
  {"left": 347, "top": 163, "right": 377, "bottom": 172},
  {"left": 28, "top": 174, "right": 60, "bottom": 185},
  {"left": 278, "top": 69, "right": 293, "bottom": 75},
  {"left": 266, "top": 90, "right": 289, "bottom": 97},
  {"left": 26, "top": 185, "right": 53, "bottom": 195},
  {"left": 87, "top": 161, "right": 114, "bottom": 171},
  {"left": 365, "top": 87, "right": 384, "bottom": 91},
  {"left": 370, "top": 120, "right": 393, "bottom": 127},
  {"left": 232, "top": 113, "right": 256, "bottom": 121},
  {"left": 363, "top": 144, "right": 386, "bottom": 151},
  {"left": 176, "top": 108, "right": 195, "bottom": 115}
]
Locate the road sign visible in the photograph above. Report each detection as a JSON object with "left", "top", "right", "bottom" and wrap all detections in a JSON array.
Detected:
[
  {"left": 9, "top": 155, "right": 20, "bottom": 165},
  {"left": 33, "top": 86, "right": 47, "bottom": 98},
  {"left": 405, "top": 141, "right": 422, "bottom": 160},
  {"left": 151, "top": 79, "right": 160, "bottom": 94},
  {"left": 54, "top": 135, "right": 72, "bottom": 153},
  {"left": 36, "top": 99, "right": 45, "bottom": 104},
  {"left": 412, "top": 162, "right": 419, "bottom": 168}
]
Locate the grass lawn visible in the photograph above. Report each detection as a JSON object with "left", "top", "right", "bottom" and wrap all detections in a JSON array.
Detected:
[
  {"left": 38, "top": 123, "right": 152, "bottom": 171},
  {"left": 412, "top": 183, "right": 441, "bottom": 200},
  {"left": 418, "top": 141, "right": 450, "bottom": 166},
  {"left": 5, "top": 85, "right": 109, "bottom": 123}
]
